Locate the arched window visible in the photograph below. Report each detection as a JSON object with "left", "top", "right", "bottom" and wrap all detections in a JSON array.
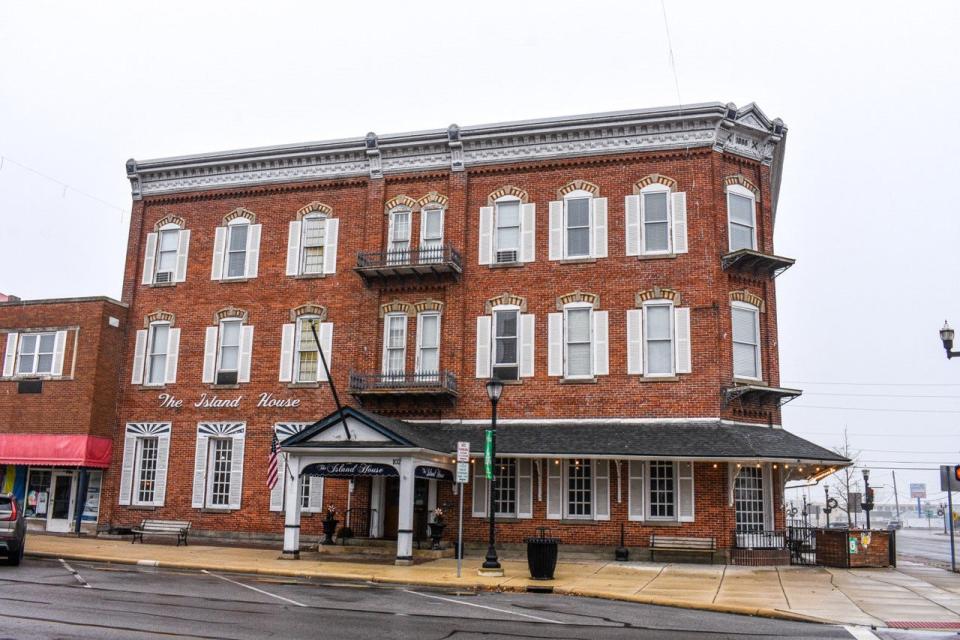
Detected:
[
  {"left": 300, "top": 212, "right": 328, "bottom": 275},
  {"left": 225, "top": 217, "right": 251, "bottom": 279},
  {"left": 563, "top": 189, "right": 593, "bottom": 259},
  {"left": 493, "top": 195, "right": 522, "bottom": 264},
  {"left": 419, "top": 205, "right": 445, "bottom": 264},
  {"left": 142, "top": 220, "right": 189, "bottom": 285},
  {"left": 387, "top": 206, "right": 412, "bottom": 265},
  {"left": 639, "top": 183, "right": 671, "bottom": 255}
]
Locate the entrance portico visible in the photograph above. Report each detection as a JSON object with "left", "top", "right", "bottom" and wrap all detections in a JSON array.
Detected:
[{"left": 279, "top": 407, "right": 453, "bottom": 565}]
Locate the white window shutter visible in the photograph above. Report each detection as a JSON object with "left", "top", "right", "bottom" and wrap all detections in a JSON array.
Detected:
[
  {"left": 175, "top": 230, "right": 190, "bottom": 283},
  {"left": 52, "top": 330, "right": 67, "bottom": 376},
  {"left": 517, "top": 458, "right": 533, "bottom": 518},
  {"left": 672, "top": 192, "right": 688, "bottom": 254},
  {"left": 142, "top": 232, "right": 158, "bottom": 285},
  {"left": 519, "top": 314, "right": 535, "bottom": 378},
  {"left": 307, "top": 476, "right": 324, "bottom": 512},
  {"left": 238, "top": 325, "right": 254, "bottom": 383},
  {"left": 520, "top": 203, "right": 536, "bottom": 263},
  {"left": 762, "top": 463, "right": 774, "bottom": 530},
  {"left": 678, "top": 461, "right": 695, "bottom": 522},
  {"left": 164, "top": 328, "right": 180, "bottom": 384},
  {"left": 593, "top": 459, "right": 610, "bottom": 520},
  {"left": 593, "top": 310, "right": 609, "bottom": 376},
  {"left": 317, "top": 322, "right": 333, "bottom": 381},
  {"left": 625, "top": 195, "right": 641, "bottom": 256},
  {"left": 323, "top": 218, "right": 339, "bottom": 274},
  {"left": 191, "top": 434, "right": 209, "bottom": 508},
  {"left": 471, "top": 463, "right": 487, "bottom": 517},
  {"left": 3, "top": 333, "right": 18, "bottom": 377},
  {"left": 279, "top": 323, "right": 295, "bottom": 382},
  {"left": 202, "top": 326, "right": 218, "bottom": 384},
  {"left": 592, "top": 197, "right": 608, "bottom": 258},
  {"left": 728, "top": 463, "right": 737, "bottom": 507},
  {"left": 269, "top": 452, "right": 288, "bottom": 512},
  {"left": 475, "top": 316, "right": 491, "bottom": 378},
  {"left": 628, "top": 461, "right": 645, "bottom": 521},
  {"left": 246, "top": 224, "right": 262, "bottom": 278},
  {"left": 548, "top": 201, "right": 563, "bottom": 260},
  {"left": 675, "top": 307, "right": 692, "bottom": 374},
  {"left": 118, "top": 433, "right": 136, "bottom": 505},
  {"left": 154, "top": 434, "right": 170, "bottom": 507},
  {"left": 546, "top": 460, "right": 562, "bottom": 519},
  {"left": 547, "top": 313, "right": 563, "bottom": 377},
  {"left": 211, "top": 227, "right": 226, "bottom": 280},
  {"left": 478, "top": 206, "right": 493, "bottom": 265},
  {"left": 626, "top": 310, "right": 643, "bottom": 375},
  {"left": 228, "top": 432, "right": 245, "bottom": 510},
  {"left": 131, "top": 330, "right": 147, "bottom": 385},
  {"left": 285, "top": 221, "right": 302, "bottom": 276}
]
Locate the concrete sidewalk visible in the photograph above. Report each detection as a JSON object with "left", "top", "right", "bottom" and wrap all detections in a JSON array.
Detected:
[{"left": 24, "top": 534, "right": 960, "bottom": 629}]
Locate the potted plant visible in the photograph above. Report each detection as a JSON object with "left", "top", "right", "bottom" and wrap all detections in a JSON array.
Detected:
[
  {"left": 321, "top": 504, "right": 338, "bottom": 545},
  {"left": 428, "top": 507, "right": 446, "bottom": 550}
]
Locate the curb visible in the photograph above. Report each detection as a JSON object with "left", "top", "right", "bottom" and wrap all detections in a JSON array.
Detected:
[{"left": 26, "top": 549, "right": 833, "bottom": 625}]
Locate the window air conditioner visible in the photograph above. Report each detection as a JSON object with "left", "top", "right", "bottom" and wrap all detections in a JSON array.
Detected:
[
  {"left": 496, "top": 250, "right": 518, "bottom": 264},
  {"left": 155, "top": 271, "right": 173, "bottom": 284}
]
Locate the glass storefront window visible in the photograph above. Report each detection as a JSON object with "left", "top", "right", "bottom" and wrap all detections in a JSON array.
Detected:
[
  {"left": 82, "top": 471, "right": 102, "bottom": 522},
  {"left": 25, "top": 469, "right": 52, "bottom": 518}
]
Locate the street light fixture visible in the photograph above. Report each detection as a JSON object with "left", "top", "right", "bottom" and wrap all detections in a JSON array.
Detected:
[
  {"left": 940, "top": 321, "right": 959, "bottom": 359},
  {"left": 482, "top": 379, "right": 504, "bottom": 572},
  {"left": 861, "top": 468, "right": 873, "bottom": 530}
]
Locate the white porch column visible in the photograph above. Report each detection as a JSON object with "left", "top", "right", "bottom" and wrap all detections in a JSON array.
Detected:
[
  {"left": 370, "top": 477, "right": 384, "bottom": 538},
  {"left": 281, "top": 454, "right": 302, "bottom": 559},
  {"left": 396, "top": 458, "right": 415, "bottom": 565}
]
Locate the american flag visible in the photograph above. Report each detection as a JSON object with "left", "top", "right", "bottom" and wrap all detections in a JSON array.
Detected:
[{"left": 267, "top": 433, "right": 279, "bottom": 490}]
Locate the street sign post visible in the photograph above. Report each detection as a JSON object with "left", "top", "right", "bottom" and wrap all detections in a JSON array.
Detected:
[
  {"left": 940, "top": 465, "right": 958, "bottom": 573},
  {"left": 456, "top": 441, "right": 470, "bottom": 578}
]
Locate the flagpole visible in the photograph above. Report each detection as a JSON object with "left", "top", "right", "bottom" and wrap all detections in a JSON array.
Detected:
[{"left": 309, "top": 322, "right": 351, "bottom": 440}]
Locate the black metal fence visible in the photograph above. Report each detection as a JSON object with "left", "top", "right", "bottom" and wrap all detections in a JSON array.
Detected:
[
  {"left": 356, "top": 243, "right": 463, "bottom": 270},
  {"left": 731, "top": 527, "right": 817, "bottom": 565},
  {"left": 348, "top": 370, "right": 458, "bottom": 394},
  {"left": 341, "top": 507, "right": 375, "bottom": 541}
]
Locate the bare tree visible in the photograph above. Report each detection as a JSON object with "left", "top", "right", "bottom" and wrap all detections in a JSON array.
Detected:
[{"left": 827, "top": 427, "right": 861, "bottom": 526}]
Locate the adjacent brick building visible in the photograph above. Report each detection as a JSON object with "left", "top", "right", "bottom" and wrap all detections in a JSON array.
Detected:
[
  {"left": 107, "top": 102, "right": 849, "bottom": 563},
  {"left": 0, "top": 296, "right": 127, "bottom": 532}
]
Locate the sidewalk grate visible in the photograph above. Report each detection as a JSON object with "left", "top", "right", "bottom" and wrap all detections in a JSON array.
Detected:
[{"left": 886, "top": 621, "right": 960, "bottom": 630}]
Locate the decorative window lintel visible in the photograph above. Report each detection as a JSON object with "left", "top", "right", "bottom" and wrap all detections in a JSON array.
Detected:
[
  {"left": 633, "top": 174, "right": 678, "bottom": 193},
  {"left": 730, "top": 289, "right": 766, "bottom": 312},
  {"left": 154, "top": 215, "right": 185, "bottom": 231},
  {"left": 487, "top": 186, "right": 529, "bottom": 205},
  {"left": 296, "top": 201, "right": 333, "bottom": 219},
  {"left": 384, "top": 195, "right": 418, "bottom": 213},
  {"left": 380, "top": 300, "right": 412, "bottom": 318},
  {"left": 724, "top": 175, "right": 761, "bottom": 198},
  {"left": 290, "top": 303, "right": 327, "bottom": 322},
  {"left": 485, "top": 293, "right": 527, "bottom": 314},
  {"left": 413, "top": 299, "right": 444, "bottom": 314},
  {"left": 636, "top": 287, "right": 681, "bottom": 306},
  {"left": 558, "top": 179, "right": 600, "bottom": 198},
  {"left": 222, "top": 207, "right": 256, "bottom": 224},
  {"left": 417, "top": 191, "right": 448, "bottom": 208},
  {"left": 214, "top": 307, "right": 248, "bottom": 323},
  {"left": 556, "top": 290, "right": 599, "bottom": 310},
  {"left": 144, "top": 310, "right": 175, "bottom": 327}
]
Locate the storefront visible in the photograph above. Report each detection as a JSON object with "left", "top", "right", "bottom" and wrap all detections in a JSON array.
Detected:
[{"left": 0, "top": 434, "right": 112, "bottom": 532}]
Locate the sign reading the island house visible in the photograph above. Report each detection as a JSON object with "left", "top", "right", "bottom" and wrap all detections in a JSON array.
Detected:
[
  {"left": 157, "top": 392, "right": 301, "bottom": 409},
  {"left": 415, "top": 466, "right": 454, "bottom": 481},
  {"left": 301, "top": 463, "right": 399, "bottom": 478}
]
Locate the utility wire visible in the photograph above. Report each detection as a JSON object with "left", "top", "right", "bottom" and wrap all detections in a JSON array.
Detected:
[
  {"left": 660, "top": 0, "right": 683, "bottom": 108},
  {"left": 784, "top": 380, "right": 960, "bottom": 387},
  {"left": 788, "top": 405, "right": 960, "bottom": 414},
  {"left": 0, "top": 153, "right": 128, "bottom": 220},
  {"left": 803, "top": 391, "right": 960, "bottom": 399}
]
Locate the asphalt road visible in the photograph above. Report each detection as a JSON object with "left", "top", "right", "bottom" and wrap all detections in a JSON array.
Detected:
[
  {"left": 0, "top": 557, "right": 940, "bottom": 640},
  {"left": 896, "top": 527, "right": 960, "bottom": 567}
]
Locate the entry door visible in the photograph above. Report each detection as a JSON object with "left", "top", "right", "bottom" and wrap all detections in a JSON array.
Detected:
[{"left": 47, "top": 471, "right": 76, "bottom": 533}]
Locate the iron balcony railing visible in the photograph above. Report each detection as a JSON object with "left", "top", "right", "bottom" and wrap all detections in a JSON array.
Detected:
[
  {"left": 348, "top": 370, "right": 458, "bottom": 396},
  {"left": 355, "top": 243, "right": 463, "bottom": 273},
  {"left": 733, "top": 528, "right": 786, "bottom": 550}
]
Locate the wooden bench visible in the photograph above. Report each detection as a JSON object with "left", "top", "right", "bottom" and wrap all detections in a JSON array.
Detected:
[
  {"left": 131, "top": 519, "right": 191, "bottom": 546},
  {"left": 650, "top": 535, "right": 716, "bottom": 562}
]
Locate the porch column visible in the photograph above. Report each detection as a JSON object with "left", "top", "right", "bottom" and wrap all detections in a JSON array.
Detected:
[
  {"left": 395, "top": 458, "right": 415, "bottom": 565},
  {"left": 281, "top": 454, "right": 302, "bottom": 559}
]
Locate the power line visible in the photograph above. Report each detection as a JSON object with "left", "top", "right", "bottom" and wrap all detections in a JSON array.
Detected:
[
  {"left": 784, "top": 380, "right": 960, "bottom": 387},
  {"left": 789, "top": 405, "right": 960, "bottom": 414},
  {"left": 659, "top": 0, "right": 683, "bottom": 108},
  {"left": 804, "top": 391, "right": 960, "bottom": 399},
  {"left": 0, "top": 153, "right": 128, "bottom": 220}
]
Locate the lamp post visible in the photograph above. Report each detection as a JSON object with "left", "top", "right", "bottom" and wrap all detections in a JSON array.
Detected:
[
  {"left": 940, "top": 322, "right": 960, "bottom": 359},
  {"left": 482, "top": 379, "right": 504, "bottom": 572},
  {"left": 862, "top": 469, "right": 873, "bottom": 530},
  {"left": 824, "top": 485, "right": 832, "bottom": 528}
]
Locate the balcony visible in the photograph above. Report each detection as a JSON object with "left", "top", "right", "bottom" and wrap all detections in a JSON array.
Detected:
[
  {"left": 722, "top": 383, "right": 802, "bottom": 408},
  {"left": 355, "top": 244, "right": 462, "bottom": 285},
  {"left": 348, "top": 370, "right": 459, "bottom": 403},
  {"left": 721, "top": 248, "right": 795, "bottom": 278}
]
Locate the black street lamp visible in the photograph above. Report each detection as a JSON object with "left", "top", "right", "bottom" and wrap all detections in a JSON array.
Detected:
[
  {"left": 483, "top": 379, "right": 504, "bottom": 571},
  {"left": 940, "top": 322, "right": 960, "bottom": 359},
  {"left": 861, "top": 469, "right": 873, "bottom": 530}
]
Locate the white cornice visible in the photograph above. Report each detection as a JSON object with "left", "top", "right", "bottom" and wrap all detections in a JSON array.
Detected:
[{"left": 126, "top": 101, "right": 787, "bottom": 212}]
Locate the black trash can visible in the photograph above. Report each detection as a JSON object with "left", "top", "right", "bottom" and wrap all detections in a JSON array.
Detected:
[{"left": 526, "top": 528, "right": 560, "bottom": 580}]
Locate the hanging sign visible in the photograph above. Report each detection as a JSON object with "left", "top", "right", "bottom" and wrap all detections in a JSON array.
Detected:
[
  {"left": 456, "top": 441, "right": 470, "bottom": 484},
  {"left": 415, "top": 466, "right": 454, "bottom": 481},
  {"left": 457, "top": 441, "right": 470, "bottom": 463},
  {"left": 484, "top": 430, "right": 494, "bottom": 481},
  {"left": 301, "top": 462, "right": 398, "bottom": 478}
]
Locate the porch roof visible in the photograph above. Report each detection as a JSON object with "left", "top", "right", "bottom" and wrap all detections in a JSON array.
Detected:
[{"left": 281, "top": 407, "right": 849, "bottom": 466}]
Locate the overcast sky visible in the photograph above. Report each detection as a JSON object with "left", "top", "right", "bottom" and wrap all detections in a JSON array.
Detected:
[{"left": 2, "top": 1, "right": 958, "bottom": 510}]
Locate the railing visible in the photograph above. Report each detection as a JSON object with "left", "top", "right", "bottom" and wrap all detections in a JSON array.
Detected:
[
  {"left": 733, "top": 528, "right": 786, "bottom": 550},
  {"left": 356, "top": 243, "right": 462, "bottom": 271},
  {"left": 341, "top": 507, "right": 376, "bottom": 541},
  {"left": 348, "top": 370, "right": 458, "bottom": 395}
]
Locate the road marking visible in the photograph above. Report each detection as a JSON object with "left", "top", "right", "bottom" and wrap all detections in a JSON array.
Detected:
[
  {"left": 136, "top": 559, "right": 159, "bottom": 567},
  {"left": 58, "top": 558, "right": 91, "bottom": 588},
  {"left": 201, "top": 570, "right": 307, "bottom": 607},
  {"left": 402, "top": 589, "right": 565, "bottom": 624},
  {"left": 843, "top": 626, "right": 881, "bottom": 640}
]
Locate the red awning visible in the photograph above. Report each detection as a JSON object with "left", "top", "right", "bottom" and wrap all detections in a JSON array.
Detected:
[{"left": 0, "top": 435, "right": 113, "bottom": 468}]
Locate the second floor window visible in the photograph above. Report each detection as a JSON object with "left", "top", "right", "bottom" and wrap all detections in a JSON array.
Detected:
[
  {"left": 644, "top": 304, "right": 674, "bottom": 377},
  {"left": 147, "top": 323, "right": 169, "bottom": 385},
  {"left": 416, "top": 312, "right": 440, "bottom": 376},
  {"left": 17, "top": 332, "right": 55, "bottom": 376},
  {"left": 296, "top": 317, "right": 320, "bottom": 383},
  {"left": 548, "top": 304, "right": 608, "bottom": 379},
  {"left": 382, "top": 314, "right": 407, "bottom": 376},
  {"left": 727, "top": 185, "right": 757, "bottom": 252},
  {"left": 732, "top": 303, "right": 761, "bottom": 379},
  {"left": 493, "top": 309, "right": 519, "bottom": 381},
  {"left": 216, "top": 320, "right": 241, "bottom": 385},
  {"left": 564, "top": 307, "right": 593, "bottom": 378}
]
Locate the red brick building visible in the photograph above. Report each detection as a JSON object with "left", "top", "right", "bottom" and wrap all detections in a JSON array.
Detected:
[
  {"left": 107, "top": 102, "right": 848, "bottom": 563},
  {"left": 0, "top": 296, "right": 127, "bottom": 532}
]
